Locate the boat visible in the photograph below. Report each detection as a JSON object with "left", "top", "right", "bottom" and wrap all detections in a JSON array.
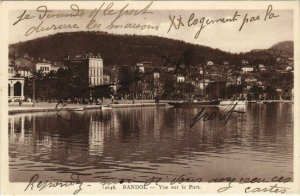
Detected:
[
  {"left": 246, "top": 100, "right": 257, "bottom": 104},
  {"left": 167, "top": 99, "right": 220, "bottom": 108},
  {"left": 220, "top": 100, "right": 246, "bottom": 105},
  {"left": 69, "top": 107, "right": 84, "bottom": 111},
  {"left": 101, "top": 105, "right": 112, "bottom": 110}
]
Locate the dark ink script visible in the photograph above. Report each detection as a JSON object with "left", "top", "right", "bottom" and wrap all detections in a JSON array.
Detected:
[
  {"left": 167, "top": 4, "right": 279, "bottom": 39},
  {"left": 24, "top": 173, "right": 83, "bottom": 195},
  {"left": 190, "top": 102, "right": 245, "bottom": 128}
]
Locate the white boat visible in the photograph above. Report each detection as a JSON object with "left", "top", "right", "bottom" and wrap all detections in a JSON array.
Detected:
[
  {"left": 101, "top": 105, "right": 112, "bottom": 110},
  {"left": 220, "top": 100, "right": 246, "bottom": 106},
  {"left": 69, "top": 107, "right": 84, "bottom": 111}
]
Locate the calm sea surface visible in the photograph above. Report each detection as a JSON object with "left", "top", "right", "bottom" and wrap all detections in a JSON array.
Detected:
[{"left": 9, "top": 104, "right": 293, "bottom": 182}]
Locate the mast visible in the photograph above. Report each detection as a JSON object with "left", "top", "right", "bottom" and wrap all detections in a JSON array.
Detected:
[
  {"left": 32, "top": 75, "right": 36, "bottom": 106},
  {"left": 202, "top": 64, "right": 206, "bottom": 99},
  {"left": 235, "top": 64, "right": 238, "bottom": 100}
]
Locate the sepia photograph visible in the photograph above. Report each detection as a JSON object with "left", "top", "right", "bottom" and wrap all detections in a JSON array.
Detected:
[{"left": 1, "top": 1, "right": 299, "bottom": 195}]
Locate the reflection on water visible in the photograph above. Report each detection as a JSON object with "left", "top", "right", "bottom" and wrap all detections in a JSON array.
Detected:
[{"left": 9, "top": 104, "right": 293, "bottom": 182}]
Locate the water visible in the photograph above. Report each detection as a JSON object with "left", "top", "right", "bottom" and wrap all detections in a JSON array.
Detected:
[{"left": 9, "top": 104, "right": 293, "bottom": 182}]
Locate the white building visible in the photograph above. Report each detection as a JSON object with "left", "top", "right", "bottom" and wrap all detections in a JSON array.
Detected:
[
  {"left": 258, "top": 64, "right": 266, "bottom": 71},
  {"left": 177, "top": 76, "right": 185, "bottom": 83},
  {"left": 286, "top": 66, "right": 293, "bottom": 71},
  {"left": 36, "top": 62, "right": 52, "bottom": 73},
  {"left": 89, "top": 55, "right": 104, "bottom": 86},
  {"left": 153, "top": 72, "right": 160, "bottom": 79},
  {"left": 242, "top": 67, "right": 254, "bottom": 73},
  {"left": 207, "top": 61, "right": 214, "bottom": 66},
  {"left": 64, "top": 53, "right": 104, "bottom": 87},
  {"left": 8, "top": 64, "right": 24, "bottom": 101}
]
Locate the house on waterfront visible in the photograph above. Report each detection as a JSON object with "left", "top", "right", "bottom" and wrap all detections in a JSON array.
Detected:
[
  {"left": 64, "top": 53, "right": 105, "bottom": 98},
  {"left": 8, "top": 61, "right": 25, "bottom": 101},
  {"left": 64, "top": 53, "right": 104, "bottom": 87}
]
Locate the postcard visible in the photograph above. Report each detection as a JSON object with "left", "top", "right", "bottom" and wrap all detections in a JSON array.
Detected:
[{"left": 0, "top": 0, "right": 299, "bottom": 195}]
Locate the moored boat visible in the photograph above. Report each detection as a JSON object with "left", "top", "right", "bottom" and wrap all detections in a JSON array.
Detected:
[
  {"left": 101, "top": 105, "right": 112, "bottom": 110},
  {"left": 69, "top": 107, "right": 84, "bottom": 111},
  {"left": 220, "top": 100, "right": 246, "bottom": 106},
  {"left": 167, "top": 100, "right": 220, "bottom": 108}
]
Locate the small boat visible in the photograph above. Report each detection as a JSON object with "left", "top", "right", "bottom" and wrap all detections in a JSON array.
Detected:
[
  {"left": 246, "top": 100, "right": 257, "bottom": 104},
  {"left": 220, "top": 100, "right": 246, "bottom": 106},
  {"left": 101, "top": 105, "right": 112, "bottom": 110},
  {"left": 167, "top": 99, "right": 220, "bottom": 108},
  {"left": 69, "top": 107, "right": 84, "bottom": 111}
]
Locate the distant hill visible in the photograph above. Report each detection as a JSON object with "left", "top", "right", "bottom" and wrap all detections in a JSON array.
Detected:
[
  {"left": 9, "top": 31, "right": 291, "bottom": 67},
  {"left": 270, "top": 41, "right": 293, "bottom": 54},
  {"left": 9, "top": 31, "right": 234, "bottom": 66}
]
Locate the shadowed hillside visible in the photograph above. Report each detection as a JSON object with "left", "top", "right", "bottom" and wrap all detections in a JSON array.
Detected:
[
  {"left": 270, "top": 41, "right": 293, "bottom": 54},
  {"left": 9, "top": 31, "right": 292, "bottom": 66},
  {"left": 9, "top": 31, "right": 241, "bottom": 66}
]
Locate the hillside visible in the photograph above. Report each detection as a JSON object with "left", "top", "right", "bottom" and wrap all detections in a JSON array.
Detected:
[
  {"left": 9, "top": 31, "right": 291, "bottom": 66},
  {"left": 270, "top": 41, "right": 293, "bottom": 54},
  {"left": 9, "top": 32, "right": 241, "bottom": 66}
]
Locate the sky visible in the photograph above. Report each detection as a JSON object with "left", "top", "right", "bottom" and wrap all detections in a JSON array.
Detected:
[{"left": 8, "top": 3, "right": 293, "bottom": 53}]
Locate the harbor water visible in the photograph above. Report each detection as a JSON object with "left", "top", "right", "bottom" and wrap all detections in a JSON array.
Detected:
[{"left": 9, "top": 103, "right": 293, "bottom": 182}]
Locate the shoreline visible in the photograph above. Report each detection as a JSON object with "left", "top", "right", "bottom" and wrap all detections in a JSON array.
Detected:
[
  {"left": 9, "top": 102, "right": 167, "bottom": 115},
  {"left": 8, "top": 100, "right": 293, "bottom": 115}
]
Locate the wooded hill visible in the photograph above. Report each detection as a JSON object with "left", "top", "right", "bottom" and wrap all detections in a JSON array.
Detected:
[{"left": 9, "top": 31, "right": 293, "bottom": 67}]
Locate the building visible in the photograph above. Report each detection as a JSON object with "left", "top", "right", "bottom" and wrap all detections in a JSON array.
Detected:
[
  {"left": 8, "top": 63, "right": 25, "bottom": 101},
  {"left": 8, "top": 63, "right": 15, "bottom": 78},
  {"left": 14, "top": 56, "right": 35, "bottom": 77},
  {"left": 153, "top": 72, "right": 160, "bottom": 80},
  {"left": 51, "top": 62, "right": 67, "bottom": 71},
  {"left": 241, "top": 60, "right": 249, "bottom": 65},
  {"left": 136, "top": 63, "right": 145, "bottom": 73},
  {"left": 36, "top": 62, "right": 52, "bottom": 73},
  {"left": 207, "top": 61, "right": 214, "bottom": 66},
  {"left": 103, "top": 75, "right": 110, "bottom": 85},
  {"left": 167, "top": 67, "right": 176, "bottom": 73},
  {"left": 244, "top": 77, "right": 258, "bottom": 84},
  {"left": 286, "top": 66, "right": 293, "bottom": 71},
  {"left": 64, "top": 53, "right": 104, "bottom": 87},
  {"left": 242, "top": 67, "right": 254, "bottom": 73},
  {"left": 223, "top": 61, "right": 229, "bottom": 65},
  {"left": 258, "top": 64, "right": 267, "bottom": 71},
  {"left": 177, "top": 76, "right": 185, "bottom": 83}
]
